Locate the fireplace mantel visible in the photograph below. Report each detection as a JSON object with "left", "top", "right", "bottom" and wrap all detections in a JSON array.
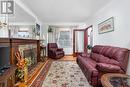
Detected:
[
  {"left": 0, "top": 38, "right": 47, "bottom": 86},
  {"left": 0, "top": 38, "right": 41, "bottom": 65}
]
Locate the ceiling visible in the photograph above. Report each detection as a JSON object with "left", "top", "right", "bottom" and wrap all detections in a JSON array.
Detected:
[
  {"left": 22, "top": 0, "right": 112, "bottom": 23},
  {"left": 9, "top": 3, "right": 35, "bottom": 23}
]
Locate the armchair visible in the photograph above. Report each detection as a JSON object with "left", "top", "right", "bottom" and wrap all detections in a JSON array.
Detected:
[{"left": 47, "top": 43, "right": 65, "bottom": 59}]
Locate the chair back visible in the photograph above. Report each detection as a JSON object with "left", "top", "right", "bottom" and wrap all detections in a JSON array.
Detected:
[{"left": 48, "top": 43, "right": 58, "bottom": 50}]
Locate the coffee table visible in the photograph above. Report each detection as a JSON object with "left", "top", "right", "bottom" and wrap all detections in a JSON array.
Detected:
[{"left": 101, "top": 73, "right": 130, "bottom": 87}]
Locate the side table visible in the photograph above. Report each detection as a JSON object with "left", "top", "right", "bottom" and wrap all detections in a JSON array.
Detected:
[
  {"left": 101, "top": 73, "right": 130, "bottom": 87},
  {"left": 40, "top": 46, "right": 47, "bottom": 61},
  {"left": 0, "top": 66, "right": 16, "bottom": 87}
]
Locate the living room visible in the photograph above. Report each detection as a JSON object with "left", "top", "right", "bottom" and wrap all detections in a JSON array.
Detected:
[{"left": 0, "top": 0, "right": 130, "bottom": 87}]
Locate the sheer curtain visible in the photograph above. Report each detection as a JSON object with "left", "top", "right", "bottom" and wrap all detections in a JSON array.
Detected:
[
  {"left": 58, "top": 31, "right": 71, "bottom": 48},
  {"left": 75, "top": 31, "right": 84, "bottom": 52},
  {"left": 57, "top": 29, "right": 73, "bottom": 55},
  {"left": 88, "top": 27, "right": 93, "bottom": 46}
]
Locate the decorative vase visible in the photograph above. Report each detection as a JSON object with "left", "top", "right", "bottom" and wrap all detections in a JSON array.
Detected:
[{"left": 24, "top": 66, "right": 28, "bottom": 83}]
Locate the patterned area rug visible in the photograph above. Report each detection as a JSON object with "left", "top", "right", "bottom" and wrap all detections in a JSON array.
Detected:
[
  {"left": 30, "top": 60, "right": 52, "bottom": 87},
  {"left": 42, "top": 61, "right": 91, "bottom": 87}
]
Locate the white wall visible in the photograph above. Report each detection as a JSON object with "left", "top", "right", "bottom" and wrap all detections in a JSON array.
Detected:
[
  {"left": 41, "top": 24, "right": 49, "bottom": 46},
  {"left": 86, "top": 0, "right": 130, "bottom": 75}
]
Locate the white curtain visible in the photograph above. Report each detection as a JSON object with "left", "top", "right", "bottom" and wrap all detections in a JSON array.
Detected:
[
  {"left": 58, "top": 31, "right": 71, "bottom": 48},
  {"left": 88, "top": 27, "right": 93, "bottom": 46},
  {"left": 57, "top": 29, "right": 73, "bottom": 55},
  {"left": 75, "top": 31, "right": 84, "bottom": 52}
]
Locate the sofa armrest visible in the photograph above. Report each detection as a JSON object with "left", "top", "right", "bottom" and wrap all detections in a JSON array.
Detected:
[
  {"left": 49, "top": 48, "right": 57, "bottom": 51},
  {"left": 80, "top": 52, "right": 90, "bottom": 57},
  {"left": 85, "top": 64, "right": 99, "bottom": 78},
  {"left": 57, "top": 48, "right": 63, "bottom": 51},
  {"left": 96, "top": 63, "right": 121, "bottom": 73}
]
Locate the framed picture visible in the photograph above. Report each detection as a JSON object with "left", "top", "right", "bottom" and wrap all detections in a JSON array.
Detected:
[
  {"left": 98, "top": 17, "right": 114, "bottom": 34},
  {"left": 36, "top": 23, "right": 40, "bottom": 36}
]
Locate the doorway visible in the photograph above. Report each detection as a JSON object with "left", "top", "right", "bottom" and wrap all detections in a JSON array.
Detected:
[
  {"left": 73, "top": 25, "right": 93, "bottom": 56},
  {"left": 73, "top": 30, "right": 85, "bottom": 56}
]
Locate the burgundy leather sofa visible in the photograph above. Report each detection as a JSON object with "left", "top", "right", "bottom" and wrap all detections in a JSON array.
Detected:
[
  {"left": 77, "top": 45, "right": 130, "bottom": 87},
  {"left": 47, "top": 43, "right": 64, "bottom": 59}
]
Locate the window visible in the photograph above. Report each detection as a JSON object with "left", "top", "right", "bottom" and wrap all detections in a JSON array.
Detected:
[{"left": 58, "top": 31, "right": 71, "bottom": 48}]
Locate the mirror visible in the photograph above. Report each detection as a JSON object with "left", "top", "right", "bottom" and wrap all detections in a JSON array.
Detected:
[
  {"left": 0, "top": 14, "right": 8, "bottom": 37},
  {"left": 0, "top": 1, "right": 36, "bottom": 38},
  {"left": 9, "top": 3, "right": 36, "bottom": 39}
]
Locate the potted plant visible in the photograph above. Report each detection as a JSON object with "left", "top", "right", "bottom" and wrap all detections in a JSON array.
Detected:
[
  {"left": 15, "top": 51, "right": 31, "bottom": 83},
  {"left": 87, "top": 45, "right": 92, "bottom": 53},
  {"left": 48, "top": 27, "right": 53, "bottom": 32}
]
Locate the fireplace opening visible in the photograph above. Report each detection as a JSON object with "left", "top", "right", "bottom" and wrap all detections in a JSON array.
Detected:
[{"left": 23, "top": 48, "right": 37, "bottom": 69}]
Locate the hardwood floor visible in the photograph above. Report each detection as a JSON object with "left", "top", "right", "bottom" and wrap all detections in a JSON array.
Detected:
[
  {"left": 48, "top": 55, "right": 77, "bottom": 61},
  {"left": 59, "top": 55, "right": 76, "bottom": 61},
  {"left": 16, "top": 60, "right": 50, "bottom": 87}
]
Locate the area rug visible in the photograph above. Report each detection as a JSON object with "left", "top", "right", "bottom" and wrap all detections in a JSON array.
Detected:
[
  {"left": 42, "top": 61, "right": 91, "bottom": 87},
  {"left": 30, "top": 60, "right": 53, "bottom": 87}
]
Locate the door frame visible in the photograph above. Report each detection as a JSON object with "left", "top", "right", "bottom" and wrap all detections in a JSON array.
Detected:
[
  {"left": 73, "top": 25, "right": 93, "bottom": 57},
  {"left": 73, "top": 29, "right": 85, "bottom": 56}
]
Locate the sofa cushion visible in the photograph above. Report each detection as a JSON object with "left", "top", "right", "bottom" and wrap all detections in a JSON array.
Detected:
[
  {"left": 98, "top": 56, "right": 120, "bottom": 66},
  {"left": 96, "top": 63, "right": 121, "bottom": 73},
  {"left": 77, "top": 55, "right": 97, "bottom": 67},
  {"left": 108, "top": 59, "right": 120, "bottom": 66},
  {"left": 91, "top": 53, "right": 120, "bottom": 66},
  {"left": 91, "top": 53, "right": 101, "bottom": 61},
  {"left": 91, "top": 53, "right": 110, "bottom": 63},
  {"left": 92, "top": 45, "right": 103, "bottom": 54}
]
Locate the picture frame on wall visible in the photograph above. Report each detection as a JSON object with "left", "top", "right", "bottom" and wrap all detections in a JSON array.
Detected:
[
  {"left": 36, "top": 23, "right": 40, "bottom": 36},
  {"left": 98, "top": 17, "right": 114, "bottom": 34}
]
